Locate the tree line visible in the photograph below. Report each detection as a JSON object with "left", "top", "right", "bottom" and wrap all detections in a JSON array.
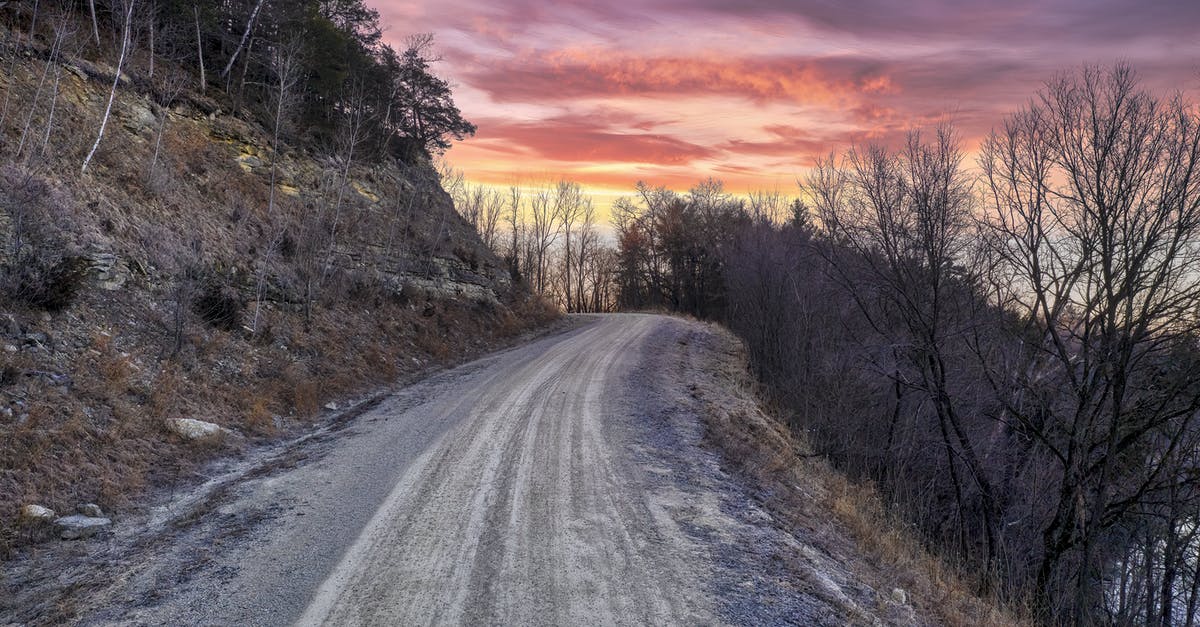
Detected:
[
  {"left": 445, "top": 171, "right": 618, "bottom": 314},
  {"left": 459, "top": 65, "right": 1200, "bottom": 625},
  {"left": 2, "top": 0, "right": 475, "bottom": 164}
]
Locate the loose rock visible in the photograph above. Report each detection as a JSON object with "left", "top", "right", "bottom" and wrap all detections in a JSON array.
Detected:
[
  {"left": 169, "top": 417, "right": 224, "bottom": 441},
  {"left": 55, "top": 515, "right": 112, "bottom": 540},
  {"left": 78, "top": 503, "right": 105, "bottom": 518},
  {"left": 20, "top": 504, "right": 55, "bottom": 521},
  {"left": 890, "top": 587, "right": 908, "bottom": 605},
  {"left": 22, "top": 332, "right": 50, "bottom": 349}
]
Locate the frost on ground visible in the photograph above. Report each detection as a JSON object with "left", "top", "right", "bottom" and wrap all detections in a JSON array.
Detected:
[
  {"left": 0, "top": 314, "right": 994, "bottom": 626},
  {"left": 619, "top": 317, "right": 899, "bottom": 626}
]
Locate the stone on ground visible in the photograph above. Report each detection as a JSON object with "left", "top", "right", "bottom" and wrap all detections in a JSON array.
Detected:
[{"left": 55, "top": 515, "right": 112, "bottom": 540}]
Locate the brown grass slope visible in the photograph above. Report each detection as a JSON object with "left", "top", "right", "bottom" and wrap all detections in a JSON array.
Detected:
[{"left": 0, "top": 23, "right": 556, "bottom": 556}]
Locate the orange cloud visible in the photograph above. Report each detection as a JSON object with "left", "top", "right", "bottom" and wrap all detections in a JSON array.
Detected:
[
  {"left": 470, "top": 115, "right": 720, "bottom": 165},
  {"left": 463, "top": 53, "right": 897, "bottom": 106}
]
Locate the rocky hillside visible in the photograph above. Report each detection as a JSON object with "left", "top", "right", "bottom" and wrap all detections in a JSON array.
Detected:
[{"left": 0, "top": 21, "right": 554, "bottom": 554}]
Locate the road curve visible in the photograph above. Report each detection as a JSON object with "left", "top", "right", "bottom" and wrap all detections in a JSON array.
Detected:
[
  {"left": 298, "top": 314, "right": 710, "bottom": 625},
  {"left": 102, "top": 313, "right": 840, "bottom": 626}
]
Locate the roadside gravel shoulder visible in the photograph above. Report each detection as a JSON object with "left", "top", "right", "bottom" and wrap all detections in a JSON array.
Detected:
[{"left": 680, "top": 319, "right": 1020, "bottom": 627}]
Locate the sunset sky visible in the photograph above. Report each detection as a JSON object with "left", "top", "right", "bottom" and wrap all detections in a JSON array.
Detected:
[{"left": 371, "top": 1, "right": 1200, "bottom": 205}]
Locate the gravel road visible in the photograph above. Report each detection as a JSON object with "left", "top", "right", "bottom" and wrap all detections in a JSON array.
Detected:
[{"left": 17, "top": 314, "right": 864, "bottom": 626}]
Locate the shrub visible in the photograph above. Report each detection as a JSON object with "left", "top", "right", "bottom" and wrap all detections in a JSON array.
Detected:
[
  {"left": 193, "top": 281, "right": 243, "bottom": 331},
  {"left": 0, "top": 166, "right": 85, "bottom": 311},
  {"left": 8, "top": 256, "right": 90, "bottom": 311}
]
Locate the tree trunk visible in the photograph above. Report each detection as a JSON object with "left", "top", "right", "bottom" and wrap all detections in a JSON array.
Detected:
[
  {"left": 88, "top": 0, "right": 100, "bottom": 45},
  {"left": 82, "top": 0, "right": 135, "bottom": 174},
  {"left": 220, "top": 0, "right": 264, "bottom": 80},
  {"left": 193, "top": 5, "right": 205, "bottom": 90}
]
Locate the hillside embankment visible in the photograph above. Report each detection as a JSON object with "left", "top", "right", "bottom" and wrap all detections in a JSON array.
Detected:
[{"left": 0, "top": 23, "right": 556, "bottom": 556}]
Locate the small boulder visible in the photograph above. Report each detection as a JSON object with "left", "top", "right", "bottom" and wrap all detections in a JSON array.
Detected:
[
  {"left": 169, "top": 418, "right": 223, "bottom": 441},
  {"left": 20, "top": 504, "right": 55, "bottom": 521},
  {"left": 324, "top": 402, "right": 339, "bottom": 411},
  {"left": 3, "top": 344, "right": 16, "bottom": 353},
  {"left": 890, "top": 587, "right": 908, "bottom": 605},
  {"left": 124, "top": 102, "right": 158, "bottom": 134},
  {"left": 65, "top": 64, "right": 89, "bottom": 81},
  {"left": 237, "top": 154, "right": 264, "bottom": 170},
  {"left": 78, "top": 503, "right": 104, "bottom": 518},
  {"left": 55, "top": 515, "right": 111, "bottom": 539}
]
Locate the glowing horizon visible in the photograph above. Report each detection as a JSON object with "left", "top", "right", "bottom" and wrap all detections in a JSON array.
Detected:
[{"left": 371, "top": 1, "right": 1200, "bottom": 212}]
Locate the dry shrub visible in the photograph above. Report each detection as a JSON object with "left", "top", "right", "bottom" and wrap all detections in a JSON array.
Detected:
[
  {"left": 10, "top": 256, "right": 90, "bottom": 311},
  {"left": 242, "top": 393, "right": 275, "bottom": 434},
  {"left": 193, "top": 281, "right": 243, "bottom": 331},
  {"left": 196, "top": 328, "right": 229, "bottom": 359},
  {"left": 0, "top": 165, "right": 87, "bottom": 311},
  {"left": 362, "top": 345, "right": 398, "bottom": 381},
  {"left": 414, "top": 323, "right": 452, "bottom": 361},
  {"left": 147, "top": 367, "right": 182, "bottom": 418},
  {"left": 291, "top": 377, "right": 321, "bottom": 418},
  {"left": 98, "top": 349, "right": 134, "bottom": 386},
  {"left": 494, "top": 310, "right": 521, "bottom": 337}
]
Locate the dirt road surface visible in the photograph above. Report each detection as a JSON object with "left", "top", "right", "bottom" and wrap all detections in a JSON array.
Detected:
[{"left": 5, "top": 314, "right": 878, "bottom": 626}]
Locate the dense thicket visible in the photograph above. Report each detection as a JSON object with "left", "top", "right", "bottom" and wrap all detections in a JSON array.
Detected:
[
  {"left": 493, "top": 65, "right": 1200, "bottom": 625},
  {"left": 2, "top": 0, "right": 474, "bottom": 160}
]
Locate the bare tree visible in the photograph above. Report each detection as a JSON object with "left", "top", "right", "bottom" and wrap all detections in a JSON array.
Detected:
[
  {"left": 251, "top": 37, "right": 304, "bottom": 333},
  {"left": 88, "top": 0, "right": 100, "bottom": 45},
  {"left": 148, "top": 68, "right": 186, "bottom": 177},
  {"left": 527, "top": 183, "right": 565, "bottom": 296},
  {"left": 978, "top": 64, "right": 1200, "bottom": 623},
  {"left": 556, "top": 180, "right": 586, "bottom": 311},
  {"left": 572, "top": 198, "right": 597, "bottom": 312},
  {"left": 39, "top": 14, "right": 81, "bottom": 159},
  {"left": 193, "top": 4, "right": 205, "bottom": 90},
  {"left": 806, "top": 126, "right": 1003, "bottom": 575},
  {"left": 14, "top": 18, "right": 67, "bottom": 160},
  {"left": 82, "top": 0, "right": 136, "bottom": 174},
  {"left": 221, "top": 0, "right": 264, "bottom": 81},
  {"left": 506, "top": 184, "right": 524, "bottom": 278},
  {"left": 319, "top": 78, "right": 370, "bottom": 287}
]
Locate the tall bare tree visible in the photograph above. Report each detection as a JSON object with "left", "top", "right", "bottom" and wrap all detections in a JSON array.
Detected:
[
  {"left": 82, "top": 0, "right": 135, "bottom": 174},
  {"left": 979, "top": 64, "right": 1200, "bottom": 623},
  {"left": 555, "top": 180, "right": 586, "bottom": 311},
  {"left": 220, "top": 0, "right": 263, "bottom": 80},
  {"left": 251, "top": 37, "right": 304, "bottom": 333},
  {"left": 807, "top": 126, "right": 1002, "bottom": 575}
]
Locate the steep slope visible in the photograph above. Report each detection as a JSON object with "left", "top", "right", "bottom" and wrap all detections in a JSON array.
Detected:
[{"left": 0, "top": 22, "right": 555, "bottom": 555}]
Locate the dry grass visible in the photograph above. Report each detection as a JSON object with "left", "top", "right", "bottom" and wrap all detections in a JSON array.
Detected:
[{"left": 689, "top": 322, "right": 1031, "bottom": 627}]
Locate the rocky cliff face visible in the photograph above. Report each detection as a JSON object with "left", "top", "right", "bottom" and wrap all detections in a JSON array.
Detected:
[{"left": 0, "top": 27, "right": 553, "bottom": 555}]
